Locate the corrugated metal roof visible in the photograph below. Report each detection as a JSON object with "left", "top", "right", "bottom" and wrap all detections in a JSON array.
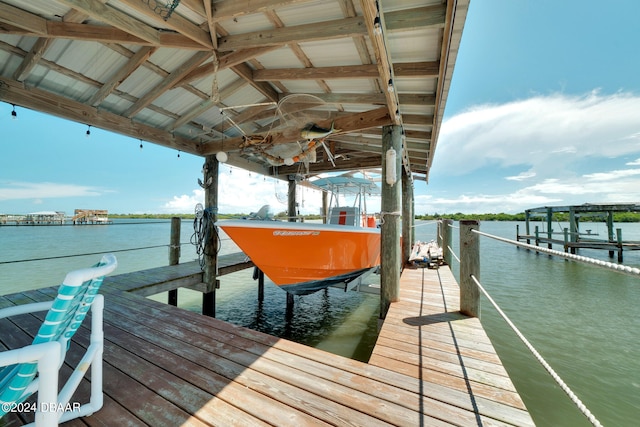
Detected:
[{"left": 0, "top": 0, "right": 469, "bottom": 180}]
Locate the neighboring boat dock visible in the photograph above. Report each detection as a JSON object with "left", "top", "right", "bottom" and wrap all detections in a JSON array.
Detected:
[
  {"left": 0, "top": 209, "right": 111, "bottom": 225},
  {"left": 0, "top": 254, "right": 533, "bottom": 426},
  {"left": 517, "top": 203, "right": 640, "bottom": 262}
]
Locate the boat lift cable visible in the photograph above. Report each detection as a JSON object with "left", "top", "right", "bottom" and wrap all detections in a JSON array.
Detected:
[
  {"left": 471, "top": 229, "right": 640, "bottom": 277},
  {"left": 470, "top": 274, "right": 604, "bottom": 427}
]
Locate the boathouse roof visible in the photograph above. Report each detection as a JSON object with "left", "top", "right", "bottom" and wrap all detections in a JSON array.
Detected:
[{"left": 0, "top": 0, "right": 468, "bottom": 181}]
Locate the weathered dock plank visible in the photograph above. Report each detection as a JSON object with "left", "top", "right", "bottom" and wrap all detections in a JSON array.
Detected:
[
  {"left": 370, "top": 266, "right": 535, "bottom": 426},
  {"left": 1, "top": 259, "right": 533, "bottom": 426}
]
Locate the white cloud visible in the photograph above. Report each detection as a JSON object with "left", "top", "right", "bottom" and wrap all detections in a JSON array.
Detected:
[
  {"left": 625, "top": 158, "right": 640, "bottom": 166},
  {"left": 435, "top": 91, "right": 640, "bottom": 179},
  {"left": 505, "top": 171, "right": 536, "bottom": 181},
  {"left": 0, "top": 181, "right": 102, "bottom": 201},
  {"left": 162, "top": 167, "right": 327, "bottom": 215}
]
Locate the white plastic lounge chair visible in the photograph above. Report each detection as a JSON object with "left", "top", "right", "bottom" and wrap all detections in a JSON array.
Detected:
[{"left": 0, "top": 254, "right": 117, "bottom": 426}]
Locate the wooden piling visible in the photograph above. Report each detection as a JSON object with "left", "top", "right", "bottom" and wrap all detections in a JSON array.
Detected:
[
  {"left": 168, "top": 216, "right": 180, "bottom": 306},
  {"left": 202, "top": 154, "right": 219, "bottom": 317},
  {"left": 258, "top": 269, "right": 265, "bottom": 302},
  {"left": 459, "top": 220, "right": 480, "bottom": 317},
  {"left": 322, "top": 190, "right": 329, "bottom": 224},
  {"left": 401, "top": 171, "right": 413, "bottom": 263},
  {"left": 380, "top": 125, "right": 402, "bottom": 319},
  {"left": 442, "top": 219, "right": 453, "bottom": 266},
  {"left": 288, "top": 175, "right": 297, "bottom": 222}
]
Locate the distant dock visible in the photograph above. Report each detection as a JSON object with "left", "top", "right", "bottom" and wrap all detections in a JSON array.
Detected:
[
  {"left": 517, "top": 203, "right": 640, "bottom": 262},
  {"left": 0, "top": 209, "right": 112, "bottom": 226}
]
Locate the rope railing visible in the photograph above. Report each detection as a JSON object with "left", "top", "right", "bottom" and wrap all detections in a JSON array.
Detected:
[
  {"left": 448, "top": 246, "right": 460, "bottom": 264},
  {"left": 471, "top": 275, "right": 603, "bottom": 427},
  {"left": 0, "top": 242, "right": 195, "bottom": 265},
  {"left": 472, "top": 229, "right": 640, "bottom": 277},
  {"left": 438, "top": 219, "right": 607, "bottom": 425}
]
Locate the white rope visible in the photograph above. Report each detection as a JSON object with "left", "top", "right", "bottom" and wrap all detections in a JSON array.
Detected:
[
  {"left": 413, "top": 220, "right": 439, "bottom": 228},
  {"left": 470, "top": 275, "right": 603, "bottom": 427},
  {"left": 472, "top": 229, "right": 640, "bottom": 277},
  {"left": 447, "top": 246, "right": 460, "bottom": 263},
  {"left": 379, "top": 211, "right": 401, "bottom": 224}
]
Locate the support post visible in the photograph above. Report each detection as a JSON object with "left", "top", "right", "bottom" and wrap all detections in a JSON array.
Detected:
[
  {"left": 380, "top": 125, "right": 402, "bottom": 319},
  {"left": 570, "top": 208, "right": 578, "bottom": 254},
  {"left": 401, "top": 171, "right": 413, "bottom": 264},
  {"left": 322, "top": 190, "right": 329, "bottom": 224},
  {"left": 608, "top": 212, "right": 615, "bottom": 258},
  {"left": 563, "top": 228, "right": 569, "bottom": 253},
  {"left": 525, "top": 210, "right": 531, "bottom": 244},
  {"left": 168, "top": 216, "right": 181, "bottom": 306},
  {"left": 546, "top": 207, "right": 553, "bottom": 249},
  {"left": 442, "top": 219, "right": 453, "bottom": 266},
  {"left": 258, "top": 269, "right": 265, "bottom": 302},
  {"left": 202, "top": 155, "right": 219, "bottom": 317},
  {"left": 288, "top": 175, "right": 297, "bottom": 222},
  {"left": 459, "top": 220, "right": 480, "bottom": 317},
  {"left": 617, "top": 228, "right": 623, "bottom": 262}
]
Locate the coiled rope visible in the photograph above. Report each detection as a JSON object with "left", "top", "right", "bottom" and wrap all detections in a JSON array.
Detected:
[
  {"left": 191, "top": 207, "right": 220, "bottom": 270},
  {"left": 471, "top": 275, "right": 604, "bottom": 427}
]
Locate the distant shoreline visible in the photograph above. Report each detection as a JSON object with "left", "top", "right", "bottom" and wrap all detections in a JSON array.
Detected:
[{"left": 108, "top": 212, "right": 640, "bottom": 222}]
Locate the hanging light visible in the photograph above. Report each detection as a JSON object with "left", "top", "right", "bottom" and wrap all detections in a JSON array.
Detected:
[
  {"left": 86, "top": 125, "right": 91, "bottom": 138},
  {"left": 216, "top": 151, "right": 228, "bottom": 163},
  {"left": 177, "top": 150, "right": 181, "bottom": 158},
  {"left": 11, "top": 104, "right": 17, "bottom": 120},
  {"left": 387, "top": 79, "right": 394, "bottom": 93},
  {"left": 373, "top": 17, "right": 382, "bottom": 35},
  {"left": 139, "top": 139, "right": 143, "bottom": 150}
]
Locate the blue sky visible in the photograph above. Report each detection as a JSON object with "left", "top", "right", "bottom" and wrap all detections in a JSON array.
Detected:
[{"left": 2, "top": 0, "right": 640, "bottom": 215}]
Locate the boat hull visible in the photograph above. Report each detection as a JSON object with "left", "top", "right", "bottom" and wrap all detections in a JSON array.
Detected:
[{"left": 217, "top": 220, "right": 380, "bottom": 295}]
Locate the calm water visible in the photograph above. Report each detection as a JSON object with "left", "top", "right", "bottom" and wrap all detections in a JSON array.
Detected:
[{"left": 1, "top": 219, "right": 639, "bottom": 426}]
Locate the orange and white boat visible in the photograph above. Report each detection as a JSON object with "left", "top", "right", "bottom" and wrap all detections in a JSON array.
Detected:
[{"left": 217, "top": 174, "right": 381, "bottom": 295}]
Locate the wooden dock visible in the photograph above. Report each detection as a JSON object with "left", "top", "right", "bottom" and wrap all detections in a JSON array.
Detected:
[{"left": 0, "top": 258, "right": 533, "bottom": 426}]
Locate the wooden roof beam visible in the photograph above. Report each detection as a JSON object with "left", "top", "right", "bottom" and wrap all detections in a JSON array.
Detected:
[
  {"left": 0, "top": 2, "right": 47, "bottom": 33},
  {"left": 177, "top": 46, "right": 280, "bottom": 87},
  {"left": 168, "top": 77, "right": 248, "bottom": 131},
  {"left": 118, "top": 0, "right": 212, "bottom": 49},
  {"left": 211, "top": 0, "right": 308, "bottom": 22},
  {"left": 88, "top": 46, "right": 157, "bottom": 107},
  {"left": 0, "top": 77, "right": 199, "bottom": 155},
  {"left": 57, "top": 0, "right": 162, "bottom": 45},
  {"left": 230, "top": 62, "right": 279, "bottom": 103},
  {"left": 0, "top": 21, "right": 205, "bottom": 49},
  {"left": 274, "top": 155, "right": 382, "bottom": 177},
  {"left": 253, "top": 61, "right": 439, "bottom": 81},
  {"left": 198, "top": 107, "right": 392, "bottom": 156},
  {"left": 124, "top": 51, "right": 210, "bottom": 118},
  {"left": 385, "top": 4, "right": 447, "bottom": 32},
  {"left": 360, "top": 0, "right": 401, "bottom": 126},
  {"left": 217, "top": 16, "right": 366, "bottom": 50}
]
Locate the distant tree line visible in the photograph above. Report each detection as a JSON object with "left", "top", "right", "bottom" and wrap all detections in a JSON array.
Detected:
[{"left": 110, "top": 212, "right": 640, "bottom": 222}]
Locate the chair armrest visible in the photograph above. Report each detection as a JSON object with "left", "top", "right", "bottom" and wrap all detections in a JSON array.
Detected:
[
  {"left": 0, "top": 341, "right": 61, "bottom": 369},
  {"left": 0, "top": 301, "right": 54, "bottom": 320}
]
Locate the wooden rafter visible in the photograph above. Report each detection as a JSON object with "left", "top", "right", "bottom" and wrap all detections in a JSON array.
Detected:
[{"left": 253, "top": 62, "right": 439, "bottom": 81}]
